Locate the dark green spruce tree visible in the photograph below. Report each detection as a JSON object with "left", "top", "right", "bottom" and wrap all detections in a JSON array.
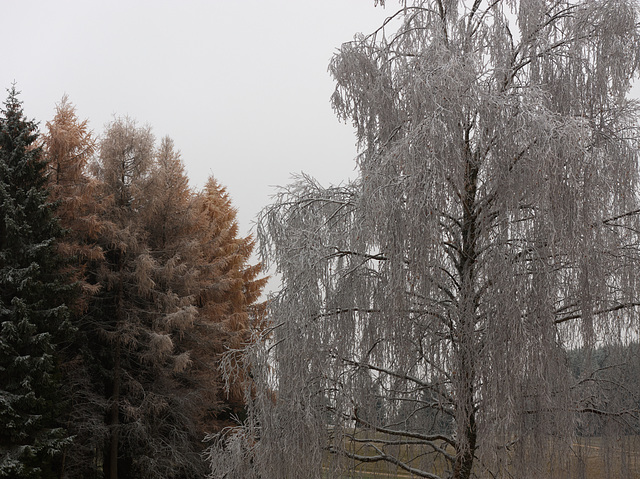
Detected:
[{"left": 0, "top": 87, "right": 76, "bottom": 478}]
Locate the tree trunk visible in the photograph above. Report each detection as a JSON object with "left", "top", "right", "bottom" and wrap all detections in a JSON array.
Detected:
[
  {"left": 452, "top": 131, "right": 479, "bottom": 479},
  {"left": 453, "top": 408, "right": 477, "bottom": 479},
  {"left": 107, "top": 343, "right": 121, "bottom": 479},
  {"left": 107, "top": 265, "right": 124, "bottom": 479}
]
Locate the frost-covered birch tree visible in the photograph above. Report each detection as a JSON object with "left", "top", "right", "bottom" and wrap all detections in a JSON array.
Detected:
[{"left": 209, "top": 1, "right": 640, "bottom": 478}]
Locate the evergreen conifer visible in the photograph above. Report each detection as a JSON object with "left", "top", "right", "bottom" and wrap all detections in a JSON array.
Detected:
[{"left": 0, "top": 87, "right": 76, "bottom": 478}]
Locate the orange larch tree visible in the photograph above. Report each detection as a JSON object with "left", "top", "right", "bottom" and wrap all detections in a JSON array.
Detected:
[
  {"left": 184, "top": 177, "right": 267, "bottom": 437},
  {"left": 43, "top": 95, "right": 102, "bottom": 301},
  {"left": 41, "top": 96, "right": 106, "bottom": 478}
]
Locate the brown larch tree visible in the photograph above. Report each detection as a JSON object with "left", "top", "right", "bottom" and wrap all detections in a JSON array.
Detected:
[
  {"left": 43, "top": 95, "right": 102, "bottom": 299},
  {"left": 90, "top": 117, "right": 201, "bottom": 479},
  {"left": 89, "top": 116, "right": 155, "bottom": 479},
  {"left": 85, "top": 123, "right": 264, "bottom": 478},
  {"left": 41, "top": 96, "right": 106, "bottom": 479}
]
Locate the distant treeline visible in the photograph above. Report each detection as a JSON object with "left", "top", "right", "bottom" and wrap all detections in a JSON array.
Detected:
[{"left": 567, "top": 342, "right": 640, "bottom": 437}]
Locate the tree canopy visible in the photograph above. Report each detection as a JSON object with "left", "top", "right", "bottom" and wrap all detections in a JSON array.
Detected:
[
  {"left": 209, "top": 1, "right": 640, "bottom": 478},
  {"left": 80, "top": 118, "right": 266, "bottom": 479},
  {"left": 0, "top": 89, "right": 266, "bottom": 478}
]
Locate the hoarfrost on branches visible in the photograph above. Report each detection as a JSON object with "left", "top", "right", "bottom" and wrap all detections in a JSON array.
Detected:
[{"left": 211, "top": 1, "right": 640, "bottom": 478}]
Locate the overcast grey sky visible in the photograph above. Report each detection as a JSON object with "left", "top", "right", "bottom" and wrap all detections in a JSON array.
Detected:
[
  {"left": 3, "top": 1, "right": 390, "bottom": 235},
  {"left": 4, "top": 1, "right": 640, "bottom": 238}
]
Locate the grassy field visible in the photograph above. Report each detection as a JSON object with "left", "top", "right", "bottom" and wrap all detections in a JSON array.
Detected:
[{"left": 321, "top": 434, "right": 640, "bottom": 478}]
